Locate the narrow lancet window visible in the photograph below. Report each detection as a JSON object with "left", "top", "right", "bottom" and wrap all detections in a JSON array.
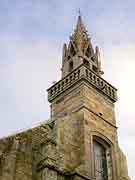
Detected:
[{"left": 94, "top": 141, "right": 108, "bottom": 180}]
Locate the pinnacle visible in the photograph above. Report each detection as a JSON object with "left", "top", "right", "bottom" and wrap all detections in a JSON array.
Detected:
[{"left": 75, "top": 14, "right": 87, "bottom": 35}]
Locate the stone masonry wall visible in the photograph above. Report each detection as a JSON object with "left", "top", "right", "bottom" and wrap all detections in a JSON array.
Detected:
[
  {"left": 0, "top": 122, "right": 52, "bottom": 180},
  {"left": 0, "top": 84, "right": 131, "bottom": 180}
]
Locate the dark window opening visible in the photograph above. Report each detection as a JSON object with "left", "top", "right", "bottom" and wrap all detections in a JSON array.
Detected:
[
  {"left": 91, "top": 56, "right": 95, "bottom": 61},
  {"left": 70, "top": 44, "right": 76, "bottom": 57},
  {"left": 83, "top": 59, "right": 89, "bottom": 67},
  {"left": 69, "top": 61, "right": 73, "bottom": 72},
  {"left": 92, "top": 65, "right": 98, "bottom": 73},
  {"left": 85, "top": 46, "right": 91, "bottom": 58},
  {"left": 67, "top": 55, "right": 70, "bottom": 60}
]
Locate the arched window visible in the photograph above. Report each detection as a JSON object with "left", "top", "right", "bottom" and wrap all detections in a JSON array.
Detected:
[
  {"left": 93, "top": 140, "right": 108, "bottom": 180},
  {"left": 70, "top": 44, "right": 76, "bottom": 57},
  {"left": 69, "top": 61, "right": 73, "bottom": 72}
]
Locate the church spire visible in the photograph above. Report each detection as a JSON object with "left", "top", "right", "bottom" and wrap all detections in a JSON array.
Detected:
[
  {"left": 70, "top": 14, "right": 92, "bottom": 56},
  {"left": 61, "top": 14, "right": 103, "bottom": 78}
]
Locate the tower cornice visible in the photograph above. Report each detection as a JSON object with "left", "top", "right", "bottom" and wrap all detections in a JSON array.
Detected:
[{"left": 47, "top": 64, "right": 117, "bottom": 103}]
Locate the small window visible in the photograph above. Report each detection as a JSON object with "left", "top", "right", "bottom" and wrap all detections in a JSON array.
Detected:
[
  {"left": 83, "top": 59, "right": 89, "bottom": 67},
  {"left": 94, "top": 141, "right": 108, "bottom": 180},
  {"left": 69, "top": 61, "right": 73, "bottom": 72}
]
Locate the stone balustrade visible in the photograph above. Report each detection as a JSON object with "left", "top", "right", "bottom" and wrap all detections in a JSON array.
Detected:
[{"left": 47, "top": 64, "right": 117, "bottom": 103}]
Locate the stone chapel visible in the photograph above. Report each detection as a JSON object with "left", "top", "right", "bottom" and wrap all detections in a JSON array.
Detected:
[{"left": 0, "top": 15, "right": 130, "bottom": 180}]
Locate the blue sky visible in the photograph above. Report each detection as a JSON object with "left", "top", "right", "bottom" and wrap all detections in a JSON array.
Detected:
[{"left": 0, "top": 0, "right": 135, "bottom": 179}]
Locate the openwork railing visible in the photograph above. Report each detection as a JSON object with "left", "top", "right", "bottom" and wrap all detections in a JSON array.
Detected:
[{"left": 47, "top": 64, "right": 117, "bottom": 103}]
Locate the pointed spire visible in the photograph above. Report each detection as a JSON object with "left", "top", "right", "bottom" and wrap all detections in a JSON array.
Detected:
[
  {"left": 61, "top": 14, "right": 103, "bottom": 78},
  {"left": 75, "top": 12, "right": 88, "bottom": 39},
  {"left": 70, "top": 13, "right": 92, "bottom": 55},
  {"left": 75, "top": 9, "right": 87, "bottom": 33}
]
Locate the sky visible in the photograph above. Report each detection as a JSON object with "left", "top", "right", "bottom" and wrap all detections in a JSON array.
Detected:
[{"left": 0, "top": 0, "right": 135, "bottom": 179}]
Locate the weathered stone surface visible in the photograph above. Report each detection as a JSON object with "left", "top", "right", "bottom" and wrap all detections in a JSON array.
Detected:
[
  {"left": 0, "top": 15, "right": 130, "bottom": 180},
  {"left": 0, "top": 122, "right": 52, "bottom": 180}
]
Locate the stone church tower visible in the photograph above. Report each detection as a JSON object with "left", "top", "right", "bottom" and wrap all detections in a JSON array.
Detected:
[{"left": 0, "top": 15, "right": 130, "bottom": 180}]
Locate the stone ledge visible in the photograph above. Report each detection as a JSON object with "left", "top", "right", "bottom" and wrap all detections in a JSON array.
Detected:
[{"left": 47, "top": 64, "right": 117, "bottom": 103}]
